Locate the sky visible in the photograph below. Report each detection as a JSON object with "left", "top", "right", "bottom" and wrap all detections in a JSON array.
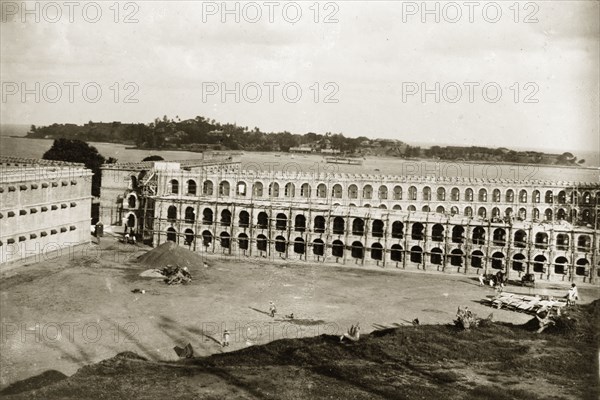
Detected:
[{"left": 1, "top": 0, "right": 599, "bottom": 154}]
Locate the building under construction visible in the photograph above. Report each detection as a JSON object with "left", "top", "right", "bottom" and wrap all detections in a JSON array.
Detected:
[{"left": 100, "top": 159, "right": 599, "bottom": 284}]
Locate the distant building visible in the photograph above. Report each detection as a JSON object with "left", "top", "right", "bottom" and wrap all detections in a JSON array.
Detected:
[{"left": 0, "top": 157, "right": 93, "bottom": 266}]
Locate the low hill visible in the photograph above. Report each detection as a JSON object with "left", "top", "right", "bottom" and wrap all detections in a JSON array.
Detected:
[{"left": 2, "top": 302, "right": 598, "bottom": 399}]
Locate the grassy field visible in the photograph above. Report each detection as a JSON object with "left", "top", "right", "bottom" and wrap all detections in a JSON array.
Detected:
[{"left": 1, "top": 234, "right": 598, "bottom": 399}]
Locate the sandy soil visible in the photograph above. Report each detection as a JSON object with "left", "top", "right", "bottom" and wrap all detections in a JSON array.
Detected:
[{"left": 1, "top": 234, "right": 598, "bottom": 390}]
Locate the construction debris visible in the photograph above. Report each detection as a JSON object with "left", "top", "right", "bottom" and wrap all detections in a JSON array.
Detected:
[
  {"left": 162, "top": 265, "right": 192, "bottom": 285},
  {"left": 173, "top": 343, "right": 194, "bottom": 358}
]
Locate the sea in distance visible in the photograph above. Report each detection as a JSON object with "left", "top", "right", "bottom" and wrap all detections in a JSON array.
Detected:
[{"left": 0, "top": 129, "right": 598, "bottom": 184}]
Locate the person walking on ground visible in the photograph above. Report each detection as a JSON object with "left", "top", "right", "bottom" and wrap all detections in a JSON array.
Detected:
[
  {"left": 222, "top": 330, "right": 230, "bottom": 347},
  {"left": 269, "top": 301, "right": 277, "bottom": 318},
  {"left": 478, "top": 273, "right": 485, "bottom": 286},
  {"left": 567, "top": 284, "right": 579, "bottom": 306}
]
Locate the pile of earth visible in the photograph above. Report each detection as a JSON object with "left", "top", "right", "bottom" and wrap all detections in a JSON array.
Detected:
[
  {"left": 2, "top": 301, "right": 598, "bottom": 399},
  {"left": 136, "top": 241, "right": 208, "bottom": 280}
]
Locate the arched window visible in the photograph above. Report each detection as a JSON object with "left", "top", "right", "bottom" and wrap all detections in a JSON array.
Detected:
[
  {"left": 422, "top": 205, "right": 430, "bottom": 212},
  {"left": 391, "top": 244, "right": 403, "bottom": 262},
  {"left": 333, "top": 217, "right": 345, "bottom": 235},
  {"left": 167, "top": 227, "right": 177, "bottom": 242},
  {"left": 519, "top": 190, "right": 527, "bottom": 203},
  {"left": 332, "top": 240, "right": 344, "bottom": 257},
  {"left": 557, "top": 208, "right": 566, "bottom": 220},
  {"left": 239, "top": 211, "right": 250, "bottom": 228},
  {"left": 372, "top": 220, "right": 384, "bottom": 238},
  {"left": 184, "top": 229, "right": 194, "bottom": 246},
  {"left": 295, "top": 215, "right": 306, "bottom": 232},
  {"left": 294, "top": 237, "right": 305, "bottom": 254},
  {"left": 464, "top": 206, "right": 473, "bottom": 217},
  {"left": 313, "top": 239, "right": 325, "bottom": 256},
  {"left": 557, "top": 191, "right": 566, "bottom": 204},
  {"left": 493, "top": 228, "right": 506, "bottom": 246},
  {"left": 256, "top": 234, "right": 267, "bottom": 251},
  {"left": 257, "top": 212, "right": 269, "bottom": 229},
  {"left": 127, "top": 214, "right": 136, "bottom": 228},
  {"left": 351, "top": 241, "right": 364, "bottom": 259},
  {"left": 236, "top": 181, "right": 247, "bottom": 196},
  {"left": 431, "top": 224, "right": 444, "bottom": 242},
  {"left": 491, "top": 207, "right": 500, "bottom": 219},
  {"left": 187, "top": 180, "right": 197, "bottom": 195},
  {"left": 408, "top": 186, "right": 417, "bottom": 201},
  {"left": 491, "top": 252, "right": 504, "bottom": 270},
  {"left": 533, "top": 190, "right": 540, "bottom": 203},
  {"left": 378, "top": 185, "right": 388, "bottom": 200},
  {"left": 170, "top": 179, "right": 179, "bottom": 194},
  {"left": 544, "top": 208, "right": 553, "bottom": 221},
  {"left": 332, "top": 184, "right": 343, "bottom": 198},
  {"left": 130, "top": 175, "right": 138, "bottom": 190},
  {"left": 269, "top": 182, "right": 279, "bottom": 197},
  {"left": 532, "top": 208, "right": 540, "bottom": 220},
  {"left": 556, "top": 234, "right": 569, "bottom": 251},
  {"left": 202, "top": 231, "right": 212, "bottom": 247},
  {"left": 450, "top": 206, "right": 459, "bottom": 216},
  {"left": 535, "top": 232, "right": 548, "bottom": 249},
  {"left": 314, "top": 216, "right": 326, "bottom": 233},
  {"left": 202, "top": 208, "right": 213, "bottom": 224},
  {"left": 253, "top": 182, "right": 263, "bottom": 197},
  {"left": 301, "top": 183, "right": 311, "bottom": 197},
  {"left": 203, "top": 180, "right": 214, "bottom": 195},
  {"left": 514, "top": 230, "right": 527, "bottom": 248},
  {"left": 348, "top": 184, "right": 358, "bottom": 199},
  {"left": 219, "top": 181, "right": 230, "bottom": 196},
  {"left": 450, "top": 249, "right": 463, "bottom": 266},
  {"left": 167, "top": 205, "right": 177, "bottom": 222},
  {"left": 518, "top": 208, "right": 526, "bottom": 220},
  {"left": 393, "top": 186, "right": 402, "bottom": 200},
  {"left": 238, "top": 233, "right": 249, "bottom": 250},
  {"left": 316, "top": 183, "right": 327, "bottom": 198},
  {"left": 220, "top": 209, "right": 231, "bottom": 226},
  {"left": 128, "top": 195, "right": 136, "bottom": 209},
  {"left": 471, "top": 251, "right": 484, "bottom": 268},
  {"left": 582, "top": 192, "right": 592, "bottom": 204},
  {"left": 184, "top": 207, "right": 195, "bottom": 224},
  {"left": 477, "top": 207, "right": 487, "bottom": 219},
  {"left": 436, "top": 187, "right": 445, "bottom": 201},
  {"left": 392, "top": 221, "right": 404, "bottom": 239},
  {"left": 465, "top": 188, "right": 473, "bottom": 202},
  {"left": 411, "top": 223, "right": 424, "bottom": 240},
  {"left": 492, "top": 189, "right": 501, "bottom": 202},
  {"left": 275, "top": 236, "right": 286, "bottom": 253},
  {"left": 478, "top": 188, "right": 487, "bottom": 202},
  {"left": 363, "top": 185, "right": 373, "bottom": 199},
  {"left": 408, "top": 205, "right": 417, "bottom": 212},
  {"left": 512, "top": 254, "right": 526, "bottom": 271},
  {"left": 505, "top": 189, "right": 514, "bottom": 203},
  {"left": 423, "top": 187, "right": 431, "bottom": 201},
  {"left": 545, "top": 191, "right": 553, "bottom": 203},
  {"left": 451, "top": 187, "right": 460, "bottom": 201},
  {"left": 472, "top": 226, "right": 485, "bottom": 245},
  {"left": 554, "top": 256, "right": 568, "bottom": 274},
  {"left": 452, "top": 226, "right": 464, "bottom": 243},
  {"left": 575, "top": 259, "right": 589, "bottom": 276},
  {"left": 577, "top": 235, "right": 591, "bottom": 252},
  {"left": 284, "top": 182, "right": 295, "bottom": 198},
  {"left": 371, "top": 242, "right": 383, "bottom": 260},
  {"left": 352, "top": 218, "right": 365, "bottom": 235},
  {"left": 533, "top": 255, "right": 546, "bottom": 273},
  {"left": 220, "top": 232, "right": 231, "bottom": 249},
  {"left": 410, "top": 246, "right": 422, "bottom": 264},
  {"left": 276, "top": 213, "right": 287, "bottom": 230},
  {"left": 436, "top": 206, "right": 445, "bottom": 214},
  {"left": 430, "top": 248, "right": 443, "bottom": 265}
]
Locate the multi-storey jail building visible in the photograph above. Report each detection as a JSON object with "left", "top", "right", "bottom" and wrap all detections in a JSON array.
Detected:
[
  {"left": 102, "top": 160, "right": 599, "bottom": 284},
  {"left": 0, "top": 157, "right": 93, "bottom": 265}
]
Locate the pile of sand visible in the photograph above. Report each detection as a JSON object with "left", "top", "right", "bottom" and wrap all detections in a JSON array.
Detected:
[{"left": 136, "top": 242, "right": 207, "bottom": 279}]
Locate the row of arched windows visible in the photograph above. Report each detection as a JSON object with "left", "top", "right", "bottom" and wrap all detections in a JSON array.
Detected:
[
  {"left": 163, "top": 229, "right": 593, "bottom": 274},
  {"left": 167, "top": 179, "right": 600, "bottom": 206},
  {"left": 163, "top": 206, "right": 593, "bottom": 251}
]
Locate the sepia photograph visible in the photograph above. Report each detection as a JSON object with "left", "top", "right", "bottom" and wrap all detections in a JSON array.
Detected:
[{"left": 1, "top": 1, "right": 599, "bottom": 398}]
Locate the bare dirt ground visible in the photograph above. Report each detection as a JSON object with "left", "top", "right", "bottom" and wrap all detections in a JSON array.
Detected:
[{"left": 1, "top": 233, "right": 599, "bottom": 394}]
